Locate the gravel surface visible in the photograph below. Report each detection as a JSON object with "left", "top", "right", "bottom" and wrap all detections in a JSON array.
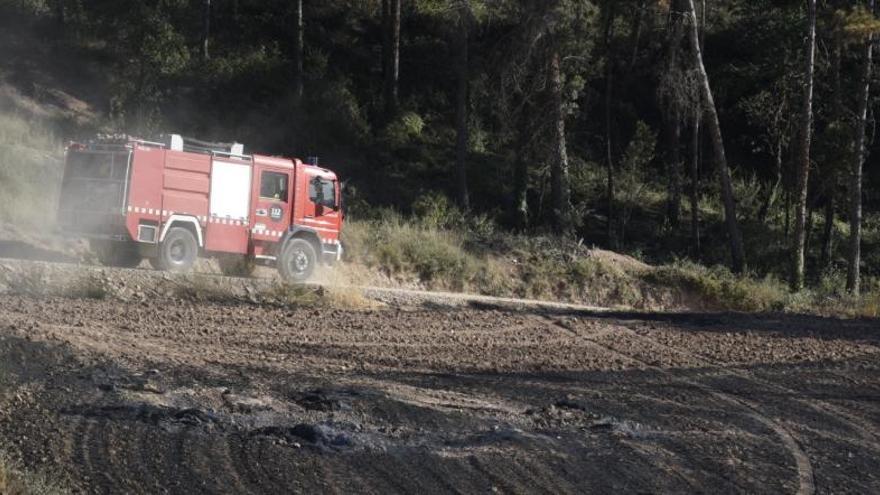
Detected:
[{"left": 0, "top": 281, "right": 878, "bottom": 493}]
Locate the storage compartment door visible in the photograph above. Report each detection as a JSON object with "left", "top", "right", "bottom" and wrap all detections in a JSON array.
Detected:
[{"left": 205, "top": 160, "right": 252, "bottom": 254}]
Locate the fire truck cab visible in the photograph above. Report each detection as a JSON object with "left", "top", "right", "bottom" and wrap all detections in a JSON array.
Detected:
[{"left": 58, "top": 134, "right": 343, "bottom": 282}]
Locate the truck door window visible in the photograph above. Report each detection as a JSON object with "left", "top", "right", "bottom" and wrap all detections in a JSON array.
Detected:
[
  {"left": 308, "top": 177, "right": 336, "bottom": 208},
  {"left": 260, "top": 171, "right": 289, "bottom": 202}
]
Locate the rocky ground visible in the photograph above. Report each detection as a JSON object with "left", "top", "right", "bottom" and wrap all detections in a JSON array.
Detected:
[{"left": 0, "top": 258, "right": 878, "bottom": 494}]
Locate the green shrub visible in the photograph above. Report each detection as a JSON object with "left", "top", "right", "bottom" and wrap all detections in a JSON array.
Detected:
[
  {"left": 383, "top": 111, "right": 425, "bottom": 147},
  {"left": 645, "top": 262, "right": 788, "bottom": 312},
  {"left": 412, "top": 192, "right": 458, "bottom": 230},
  {"left": 343, "top": 212, "right": 499, "bottom": 292}
]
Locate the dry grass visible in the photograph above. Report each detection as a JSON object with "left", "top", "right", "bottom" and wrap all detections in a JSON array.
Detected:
[
  {"left": 170, "top": 274, "right": 236, "bottom": 303},
  {"left": 319, "top": 286, "right": 379, "bottom": 309},
  {"left": 342, "top": 214, "right": 502, "bottom": 293},
  {"left": 259, "top": 283, "right": 378, "bottom": 310},
  {"left": 343, "top": 215, "right": 671, "bottom": 309},
  {"left": 342, "top": 214, "right": 880, "bottom": 316},
  {"left": 64, "top": 274, "right": 109, "bottom": 299},
  {"left": 857, "top": 292, "right": 880, "bottom": 318},
  {"left": 0, "top": 264, "right": 48, "bottom": 297},
  {"left": 644, "top": 262, "right": 789, "bottom": 312},
  {"left": 0, "top": 112, "right": 64, "bottom": 227},
  {"left": 0, "top": 265, "right": 107, "bottom": 300},
  {"left": 0, "top": 453, "right": 61, "bottom": 495},
  {"left": 166, "top": 271, "right": 377, "bottom": 310}
]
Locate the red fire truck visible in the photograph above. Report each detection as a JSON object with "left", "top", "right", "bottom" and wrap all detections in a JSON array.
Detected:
[{"left": 57, "top": 134, "right": 343, "bottom": 281}]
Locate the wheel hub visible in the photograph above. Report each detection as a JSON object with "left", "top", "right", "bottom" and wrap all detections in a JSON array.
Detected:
[
  {"left": 290, "top": 249, "right": 309, "bottom": 273},
  {"left": 169, "top": 240, "right": 186, "bottom": 263}
]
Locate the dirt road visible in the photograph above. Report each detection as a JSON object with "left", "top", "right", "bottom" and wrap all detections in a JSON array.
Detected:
[{"left": 0, "top": 273, "right": 879, "bottom": 494}]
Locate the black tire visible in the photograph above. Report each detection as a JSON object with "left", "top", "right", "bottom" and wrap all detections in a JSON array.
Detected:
[
  {"left": 90, "top": 240, "right": 142, "bottom": 268},
  {"left": 278, "top": 238, "right": 317, "bottom": 282},
  {"left": 157, "top": 227, "right": 198, "bottom": 272},
  {"left": 218, "top": 255, "right": 256, "bottom": 277}
]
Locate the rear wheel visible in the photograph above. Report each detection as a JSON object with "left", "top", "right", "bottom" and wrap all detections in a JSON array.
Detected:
[
  {"left": 90, "top": 240, "right": 142, "bottom": 268},
  {"left": 157, "top": 227, "right": 198, "bottom": 272},
  {"left": 278, "top": 238, "right": 317, "bottom": 282}
]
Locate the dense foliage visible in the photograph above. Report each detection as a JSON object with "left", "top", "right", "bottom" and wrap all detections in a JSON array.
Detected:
[{"left": 2, "top": 0, "right": 879, "bottom": 294}]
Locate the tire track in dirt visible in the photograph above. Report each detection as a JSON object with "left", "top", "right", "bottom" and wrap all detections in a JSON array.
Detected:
[
  {"left": 538, "top": 315, "right": 816, "bottom": 495},
  {"left": 626, "top": 320, "right": 880, "bottom": 458},
  {"left": 620, "top": 319, "right": 880, "bottom": 449}
]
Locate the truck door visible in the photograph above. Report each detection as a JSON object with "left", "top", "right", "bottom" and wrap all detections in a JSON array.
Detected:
[
  {"left": 301, "top": 171, "right": 341, "bottom": 242},
  {"left": 251, "top": 167, "right": 293, "bottom": 244},
  {"left": 204, "top": 157, "right": 251, "bottom": 254}
]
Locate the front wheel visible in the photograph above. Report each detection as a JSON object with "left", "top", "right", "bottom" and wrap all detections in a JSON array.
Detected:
[
  {"left": 156, "top": 227, "right": 198, "bottom": 272},
  {"left": 278, "top": 238, "right": 317, "bottom": 282}
]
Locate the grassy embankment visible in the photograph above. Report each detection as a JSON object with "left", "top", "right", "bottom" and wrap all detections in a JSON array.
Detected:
[
  {"left": 342, "top": 201, "right": 880, "bottom": 317},
  {"left": 0, "top": 111, "right": 63, "bottom": 226}
]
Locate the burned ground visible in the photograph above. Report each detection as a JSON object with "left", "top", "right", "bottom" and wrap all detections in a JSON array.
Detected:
[{"left": 0, "top": 286, "right": 878, "bottom": 494}]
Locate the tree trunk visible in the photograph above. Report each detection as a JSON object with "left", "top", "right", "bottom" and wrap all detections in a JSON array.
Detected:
[
  {"left": 382, "top": 0, "right": 389, "bottom": 94},
  {"left": 847, "top": 0, "right": 874, "bottom": 295},
  {"left": 603, "top": 1, "right": 617, "bottom": 247},
  {"left": 689, "top": 0, "right": 706, "bottom": 254},
  {"left": 832, "top": 0, "right": 843, "bottom": 122},
  {"left": 664, "top": 0, "right": 685, "bottom": 229},
  {"left": 628, "top": 0, "right": 647, "bottom": 72},
  {"left": 758, "top": 137, "right": 783, "bottom": 223},
  {"left": 202, "top": 0, "right": 211, "bottom": 60},
  {"left": 683, "top": 0, "right": 746, "bottom": 273},
  {"left": 805, "top": 202, "right": 815, "bottom": 255},
  {"left": 820, "top": 195, "right": 834, "bottom": 270},
  {"left": 791, "top": 0, "right": 817, "bottom": 291},
  {"left": 293, "top": 0, "right": 304, "bottom": 103},
  {"left": 383, "top": 0, "right": 401, "bottom": 117},
  {"left": 784, "top": 190, "right": 791, "bottom": 239},
  {"left": 51, "top": 0, "right": 64, "bottom": 27},
  {"left": 690, "top": 110, "right": 701, "bottom": 254},
  {"left": 513, "top": 107, "right": 530, "bottom": 230},
  {"left": 665, "top": 116, "right": 682, "bottom": 228},
  {"left": 700, "top": 0, "right": 707, "bottom": 48},
  {"left": 455, "top": 5, "right": 470, "bottom": 210},
  {"left": 549, "top": 48, "right": 572, "bottom": 233},
  {"left": 818, "top": 0, "right": 843, "bottom": 271}
]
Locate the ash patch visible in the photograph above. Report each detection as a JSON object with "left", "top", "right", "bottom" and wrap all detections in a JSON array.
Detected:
[
  {"left": 63, "top": 404, "right": 224, "bottom": 429},
  {"left": 440, "top": 425, "right": 533, "bottom": 450},
  {"left": 526, "top": 396, "right": 646, "bottom": 436},
  {"left": 250, "top": 423, "right": 354, "bottom": 449},
  {"left": 291, "top": 388, "right": 357, "bottom": 412}
]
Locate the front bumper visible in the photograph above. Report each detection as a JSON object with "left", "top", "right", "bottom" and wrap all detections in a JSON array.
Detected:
[{"left": 321, "top": 242, "right": 343, "bottom": 264}]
